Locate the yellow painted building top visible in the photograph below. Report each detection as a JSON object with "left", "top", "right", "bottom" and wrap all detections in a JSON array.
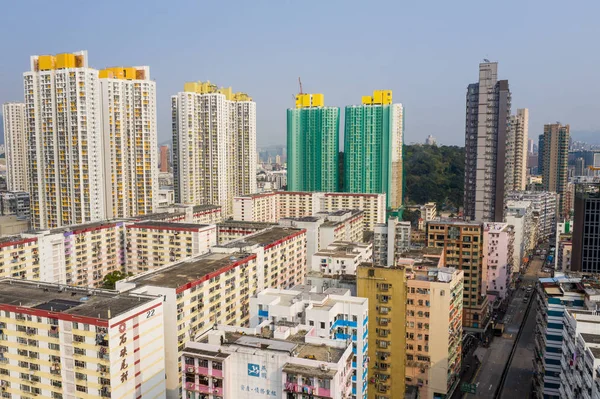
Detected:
[
  {"left": 36, "top": 53, "right": 85, "bottom": 71},
  {"left": 183, "top": 81, "right": 252, "bottom": 101},
  {"left": 361, "top": 89, "right": 393, "bottom": 105},
  {"left": 295, "top": 93, "right": 325, "bottom": 108},
  {"left": 99, "top": 67, "right": 146, "bottom": 80}
]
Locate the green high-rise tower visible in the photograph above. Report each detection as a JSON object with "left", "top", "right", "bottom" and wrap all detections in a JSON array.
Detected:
[
  {"left": 344, "top": 90, "right": 404, "bottom": 210},
  {"left": 287, "top": 93, "right": 340, "bottom": 192}
]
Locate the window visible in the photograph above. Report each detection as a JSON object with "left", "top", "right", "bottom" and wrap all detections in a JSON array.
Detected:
[{"left": 320, "top": 322, "right": 325, "bottom": 329}]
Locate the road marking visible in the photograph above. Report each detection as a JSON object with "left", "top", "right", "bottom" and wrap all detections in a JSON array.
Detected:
[{"left": 489, "top": 384, "right": 493, "bottom": 390}]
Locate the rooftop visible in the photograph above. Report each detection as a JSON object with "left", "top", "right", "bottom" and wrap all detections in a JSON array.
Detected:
[
  {"left": 314, "top": 241, "right": 371, "bottom": 259},
  {"left": 217, "top": 220, "right": 277, "bottom": 229},
  {"left": 193, "top": 204, "right": 221, "bottom": 212},
  {"left": 0, "top": 279, "right": 156, "bottom": 320},
  {"left": 131, "top": 211, "right": 185, "bottom": 221},
  {"left": 126, "top": 221, "right": 211, "bottom": 230},
  {"left": 127, "top": 252, "right": 253, "bottom": 289},
  {"left": 217, "top": 227, "right": 303, "bottom": 249}
]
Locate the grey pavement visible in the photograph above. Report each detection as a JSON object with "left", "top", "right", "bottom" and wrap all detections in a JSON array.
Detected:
[{"left": 463, "top": 258, "right": 543, "bottom": 399}]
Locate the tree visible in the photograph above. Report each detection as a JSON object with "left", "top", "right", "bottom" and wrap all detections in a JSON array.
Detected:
[
  {"left": 403, "top": 144, "right": 465, "bottom": 210},
  {"left": 101, "top": 270, "right": 133, "bottom": 290},
  {"left": 402, "top": 209, "right": 421, "bottom": 226}
]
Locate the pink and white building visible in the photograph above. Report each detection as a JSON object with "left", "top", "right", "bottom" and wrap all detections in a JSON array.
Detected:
[{"left": 484, "top": 222, "right": 515, "bottom": 301}]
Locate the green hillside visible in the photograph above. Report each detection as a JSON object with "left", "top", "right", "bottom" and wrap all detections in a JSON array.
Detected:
[{"left": 403, "top": 144, "right": 464, "bottom": 210}]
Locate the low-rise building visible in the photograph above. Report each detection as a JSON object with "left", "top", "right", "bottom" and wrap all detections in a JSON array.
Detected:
[
  {"left": 233, "top": 191, "right": 386, "bottom": 231},
  {"left": 181, "top": 323, "right": 354, "bottom": 399},
  {"left": 188, "top": 204, "right": 222, "bottom": 225},
  {"left": 0, "top": 279, "right": 166, "bottom": 399},
  {"left": 0, "top": 191, "right": 30, "bottom": 219},
  {"left": 216, "top": 220, "right": 277, "bottom": 244},
  {"left": 125, "top": 221, "right": 217, "bottom": 274},
  {"left": 420, "top": 202, "right": 437, "bottom": 222},
  {"left": 555, "top": 220, "right": 573, "bottom": 271},
  {"left": 250, "top": 286, "right": 369, "bottom": 399},
  {"left": 305, "top": 271, "right": 358, "bottom": 296},
  {"left": 313, "top": 241, "right": 372, "bottom": 275},
  {"left": 373, "top": 217, "right": 411, "bottom": 267},
  {"left": 280, "top": 210, "right": 364, "bottom": 271},
  {"left": 158, "top": 188, "right": 175, "bottom": 207},
  {"left": 117, "top": 227, "right": 307, "bottom": 398}
]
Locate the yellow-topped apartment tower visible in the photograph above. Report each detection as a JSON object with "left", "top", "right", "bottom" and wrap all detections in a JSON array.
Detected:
[
  {"left": 23, "top": 51, "right": 158, "bottom": 229},
  {"left": 99, "top": 66, "right": 158, "bottom": 218},
  {"left": 172, "top": 81, "right": 257, "bottom": 216},
  {"left": 24, "top": 51, "right": 105, "bottom": 229}
]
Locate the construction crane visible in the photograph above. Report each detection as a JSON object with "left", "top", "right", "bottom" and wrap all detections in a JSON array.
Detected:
[
  {"left": 589, "top": 166, "right": 600, "bottom": 171},
  {"left": 298, "top": 77, "right": 303, "bottom": 95}
]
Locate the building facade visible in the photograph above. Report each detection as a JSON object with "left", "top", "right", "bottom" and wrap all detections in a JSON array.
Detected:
[
  {"left": 506, "top": 191, "right": 558, "bottom": 240},
  {"left": 505, "top": 108, "right": 529, "bottom": 192},
  {"left": 373, "top": 217, "right": 411, "bottom": 267},
  {"left": 24, "top": 51, "right": 105, "bottom": 229},
  {"left": 182, "top": 324, "right": 354, "bottom": 399},
  {"left": 313, "top": 241, "right": 372, "bottom": 276},
  {"left": 124, "top": 221, "right": 217, "bottom": 274},
  {"left": 0, "top": 191, "right": 30, "bottom": 219},
  {"left": 99, "top": 66, "right": 158, "bottom": 218},
  {"left": 160, "top": 145, "right": 169, "bottom": 173},
  {"left": 287, "top": 93, "right": 339, "bottom": 192},
  {"left": 572, "top": 183, "right": 600, "bottom": 273},
  {"left": 172, "top": 81, "right": 257, "bottom": 216},
  {"left": 505, "top": 200, "right": 536, "bottom": 272},
  {"left": 426, "top": 221, "right": 489, "bottom": 332},
  {"left": 2, "top": 103, "right": 28, "bottom": 192},
  {"left": 484, "top": 222, "right": 514, "bottom": 300},
  {"left": 0, "top": 279, "right": 166, "bottom": 399},
  {"left": 406, "top": 262, "right": 463, "bottom": 399},
  {"left": 464, "top": 61, "right": 511, "bottom": 222},
  {"left": 250, "top": 286, "right": 369, "bottom": 399},
  {"left": 233, "top": 191, "right": 386, "bottom": 231},
  {"left": 357, "top": 263, "right": 407, "bottom": 399},
  {"left": 344, "top": 90, "right": 404, "bottom": 210},
  {"left": 539, "top": 123, "right": 570, "bottom": 216}
]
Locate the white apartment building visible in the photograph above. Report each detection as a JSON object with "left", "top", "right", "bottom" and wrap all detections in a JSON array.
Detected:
[
  {"left": 505, "top": 200, "right": 535, "bottom": 272},
  {"left": 0, "top": 279, "right": 166, "bottom": 399},
  {"left": 313, "top": 241, "right": 372, "bottom": 275},
  {"left": 560, "top": 309, "right": 600, "bottom": 399},
  {"left": 117, "top": 227, "right": 307, "bottom": 398},
  {"left": 233, "top": 191, "right": 386, "bottom": 231},
  {"left": 2, "top": 103, "right": 28, "bottom": 192},
  {"left": 182, "top": 324, "right": 354, "bottom": 399},
  {"left": 505, "top": 108, "right": 529, "bottom": 192},
  {"left": 373, "top": 217, "right": 411, "bottom": 267},
  {"left": 250, "top": 286, "right": 369, "bottom": 399},
  {"left": 24, "top": 51, "right": 105, "bottom": 229},
  {"left": 280, "top": 210, "right": 364, "bottom": 271},
  {"left": 216, "top": 220, "right": 276, "bottom": 244},
  {"left": 124, "top": 221, "right": 217, "bottom": 274},
  {"left": 420, "top": 202, "right": 437, "bottom": 222},
  {"left": 506, "top": 191, "right": 558, "bottom": 239},
  {"left": 484, "top": 222, "right": 514, "bottom": 300},
  {"left": 172, "top": 81, "right": 257, "bottom": 217},
  {"left": 99, "top": 66, "right": 158, "bottom": 218}
]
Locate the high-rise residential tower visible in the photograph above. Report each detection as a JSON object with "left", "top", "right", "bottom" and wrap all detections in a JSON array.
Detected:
[
  {"left": 539, "top": 123, "right": 570, "bottom": 215},
  {"left": 172, "top": 81, "right": 256, "bottom": 216},
  {"left": 504, "top": 108, "right": 529, "bottom": 192},
  {"left": 287, "top": 93, "right": 339, "bottom": 192},
  {"left": 571, "top": 183, "right": 600, "bottom": 273},
  {"left": 159, "top": 144, "right": 169, "bottom": 172},
  {"left": 344, "top": 90, "right": 404, "bottom": 210},
  {"left": 24, "top": 51, "right": 105, "bottom": 229},
  {"left": 99, "top": 66, "right": 158, "bottom": 218},
  {"left": 464, "top": 62, "right": 511, "bottom": 222},
  {"left": 2, "top": 102, "right": 29, "bottom": 191}
]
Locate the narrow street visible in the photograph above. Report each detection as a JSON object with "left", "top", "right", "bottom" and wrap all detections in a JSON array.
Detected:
[{"left": 461, "top": 257, "right": 543, "bottom": 398}]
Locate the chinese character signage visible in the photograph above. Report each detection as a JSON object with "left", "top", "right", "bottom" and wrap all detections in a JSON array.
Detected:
[{"left": 240, "top": 385, "right": 277, "bottom": 396}]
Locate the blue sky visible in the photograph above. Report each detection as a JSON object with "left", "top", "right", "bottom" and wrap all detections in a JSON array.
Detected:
[{"left": 1, "top": 0, "right": 599, "bottom": 146}]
